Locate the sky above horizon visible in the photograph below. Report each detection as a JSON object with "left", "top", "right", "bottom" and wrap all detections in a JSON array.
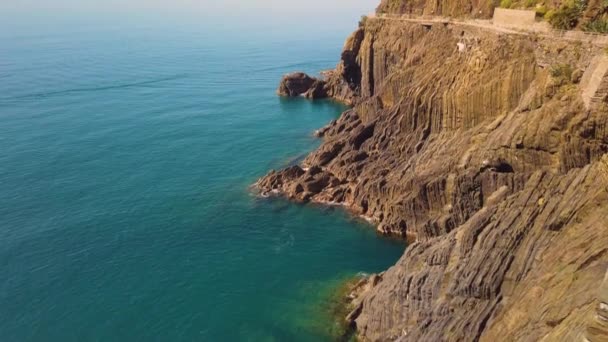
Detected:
[
  {"left": 2, "top": 0, "right": 378, "bottom": 16},
  {"left": 1, "top": 0, "right": 380, "bottom": 34}
]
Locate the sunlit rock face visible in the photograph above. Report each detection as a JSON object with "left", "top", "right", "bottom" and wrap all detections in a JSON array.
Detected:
[{"left": 259, "top": 9, "right": 608, "bottom": 342}]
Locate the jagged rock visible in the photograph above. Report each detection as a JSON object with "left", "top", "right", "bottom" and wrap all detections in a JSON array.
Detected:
[
  {"left": 277, "top": 72, "right": 327, "bottom": 99},
  {"left": 376, "top": 0, "right": 494, "bottom": 18},
  {"left": 323, "top": 29, "right": 365, "bottom": 105},
  {"left": 314, "top": 121, "right": 334, "bottom": 137},
  {"left": 572, "top": 68, "right": 584, "bottom": 84},
  {"left": 256, "top": 165, "right": 305, "bottom": 197},
  {"left": 257, "top": 7, "right": 608, "bottom": 342},
  {"left": 356, "top": 163, "right": 608, "bottom": 341}
]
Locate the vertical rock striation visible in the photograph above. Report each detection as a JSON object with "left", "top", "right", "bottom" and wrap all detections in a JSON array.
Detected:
[{"left": 257, "top": 7, "right": 608, "bottom": 342}]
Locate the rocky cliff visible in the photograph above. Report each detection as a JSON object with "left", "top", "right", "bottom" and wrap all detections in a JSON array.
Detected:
[
  {"left": 259, "top": 7, "right": 608, "bottom": 342},
  {"left": 375, "top": 0, "right": 494, "bottom": 18}
]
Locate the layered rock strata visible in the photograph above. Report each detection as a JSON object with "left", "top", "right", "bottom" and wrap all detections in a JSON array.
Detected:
[{"left": 258, "top": 11, "right": 608, "bottom": 342}]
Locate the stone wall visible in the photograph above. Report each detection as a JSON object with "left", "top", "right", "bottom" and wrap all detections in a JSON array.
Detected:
[{"left": 493, "top": 8, "right": 536, "bottom": 29}]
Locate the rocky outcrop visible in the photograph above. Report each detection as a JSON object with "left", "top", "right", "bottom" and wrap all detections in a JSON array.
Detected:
[
  {"left": 323, "top": 28, "right": 366, "bottom": 105},
  {"left": 376, "top": 0, "right": 494, "bottom": 18},
  {"left": 258, "top": 9, "right": 608, "bottom": 342},
  {"left": 353, "top": 159, "right": 608, "bottom": 341},
  {"left": 277, "top": 72, "right": 328, "bottom": 99}
]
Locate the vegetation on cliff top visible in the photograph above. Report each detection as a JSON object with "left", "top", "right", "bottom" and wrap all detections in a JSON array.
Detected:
[
  {"left": 378, "top": 0, "right": 608, "bottom": 31},
  {"left": 498, "top": 0, "right": 608, "bottom": 31},
  {"left": 544, "top": 0, "right": 586, "bottom": 30}
]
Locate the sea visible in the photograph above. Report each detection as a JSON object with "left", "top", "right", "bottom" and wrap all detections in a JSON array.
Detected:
[{"left": 0, "top": 12, "right": 404, "bottom": 341}]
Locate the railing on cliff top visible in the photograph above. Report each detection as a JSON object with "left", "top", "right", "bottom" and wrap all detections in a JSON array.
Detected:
[{"left": 368, "top": 12, "right": 608, "bottom": 45}]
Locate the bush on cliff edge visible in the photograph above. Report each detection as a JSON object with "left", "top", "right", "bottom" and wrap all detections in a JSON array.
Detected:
[
  {"left": 584, "top": 17, "right": 608, "bottom": 32},
  {"left": 545, "top": 0, "right": 586, "bottom": 30}
]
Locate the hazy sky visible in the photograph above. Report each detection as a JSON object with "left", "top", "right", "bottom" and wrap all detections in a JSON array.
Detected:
[
  {"left": 2, "top": 0, "right": 378, "bottom": 16},
  {"left": 0, "top": 0, "right": 379, "bottom": 36}
]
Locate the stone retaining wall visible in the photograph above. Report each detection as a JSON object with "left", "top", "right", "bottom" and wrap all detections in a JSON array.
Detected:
[{"left": 492, "top": 8, "right": 536, "bottom": 29}]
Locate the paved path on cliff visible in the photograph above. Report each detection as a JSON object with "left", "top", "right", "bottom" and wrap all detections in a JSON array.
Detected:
[{"left": 368, "top": 14, "right": 608, "bottom": 46}]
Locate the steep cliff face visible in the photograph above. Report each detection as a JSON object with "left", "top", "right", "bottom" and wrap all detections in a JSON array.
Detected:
[
  {"left": 353, "top": 158, "right": 608, "bottom": 341},
  {"left": 258, "top": 12, "right": 608, "bottom": 342}
]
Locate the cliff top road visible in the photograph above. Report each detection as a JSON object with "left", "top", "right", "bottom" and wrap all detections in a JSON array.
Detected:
[{"left": 368, "top": 12, "right": 608, "bottom": 46}]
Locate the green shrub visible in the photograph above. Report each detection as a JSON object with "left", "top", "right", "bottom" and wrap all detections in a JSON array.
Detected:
[
  {"left": 535, "top": 5, "right": 548, "bottom": 17},
  {"left": 584, "top": 18, "right": 608, "bottom": 33},
  {"left": 545, "top": 0, "right": 586, "bottom": 30},
  {"left": 500, "top": 0, "right": 513, "bottom": 8},
  {"left": 524, "top": 0, "right": 537, "bottom": 8},
  {"left": 550, "top": 64, "right": 574, "bottom": 81}
]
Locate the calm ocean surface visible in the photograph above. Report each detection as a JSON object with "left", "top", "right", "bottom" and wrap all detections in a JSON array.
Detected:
[{"left": 0, "top": 16, "right": 404, "bottom": 341}]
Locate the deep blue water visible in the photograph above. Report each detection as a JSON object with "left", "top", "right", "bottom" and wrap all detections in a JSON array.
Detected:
[{"left": 0, "top": 17, "right": 404, "bottom": 341}]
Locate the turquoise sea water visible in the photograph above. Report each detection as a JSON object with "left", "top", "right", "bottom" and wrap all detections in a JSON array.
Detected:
[{"left": 0, "top": 17, "right": 404, "bottom": 341}]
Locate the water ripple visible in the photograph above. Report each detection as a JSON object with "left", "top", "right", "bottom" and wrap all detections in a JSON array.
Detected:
[
  {"left": 254, "top": 60, "right": 335, "bottom": 73},
  {"left": 3, "top": 74, "right": 188, "bottom": 101}
]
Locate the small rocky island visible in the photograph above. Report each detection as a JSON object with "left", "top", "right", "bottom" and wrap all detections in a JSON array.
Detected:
[
  {"left": 259, "top": 1, "right": 608, "bottom": 341},
  {"left": 277, "top": 72, "right": 327, "bottom": 99}
]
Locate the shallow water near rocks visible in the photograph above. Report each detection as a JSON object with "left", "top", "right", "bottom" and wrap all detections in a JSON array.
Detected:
[{"left": 0, "top": 17, "right": 405, "bottom": 341}]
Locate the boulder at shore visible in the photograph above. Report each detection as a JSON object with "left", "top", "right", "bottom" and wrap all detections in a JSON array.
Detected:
[{"left": 277, "top": 72, "right": 328, "bottom": 99}]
